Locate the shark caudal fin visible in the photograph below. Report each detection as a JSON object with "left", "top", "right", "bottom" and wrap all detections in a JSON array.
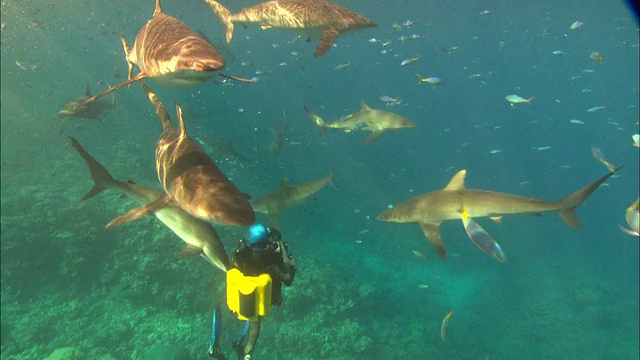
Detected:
[
  {"left": 557, "top": 165, "right": 624, "bottom": 229},
  {"left": 204, "top": 0, "right": 235, "bottom": 43},
  {"left": 304, "top": 105, "right": 327, "bottom": 136},
  {"left": 69, "top": 137, "right": 117, "bottom": 201}
]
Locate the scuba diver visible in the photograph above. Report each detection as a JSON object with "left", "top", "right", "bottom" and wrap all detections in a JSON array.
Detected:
[{"left": 209, "top": 224, "right": 296, "bottom": 360}]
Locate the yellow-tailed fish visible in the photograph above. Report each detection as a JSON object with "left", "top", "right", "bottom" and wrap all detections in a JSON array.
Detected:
[
  {"left": 461, "top": 207, "right": 507, "bottom": 263},
  {"left": 590, "top": 146, "right": 617, "bottom": 173},
  {"left": 400, "top": 56, "right": 420, "bottom": 66},
  {"left": 620, "top": 198, "right": 639, "bottom": 236},
  {"left": 416, "top": 74, "right": 443, "bottom": 86},
  {"left": 440, "top": 311, "right": 454, "bottom": 341},
  {"left": 589, "top": 50, "right": 604, "bottom": 63},
  {"left": 632, "top": 134, "right": 639, "bottom": 147},
  {"left": 570, "top": 21, "right": 584, "bottom": 30},
  {"left": 505, "top": 94, "right": 533, "bottom": 105}
]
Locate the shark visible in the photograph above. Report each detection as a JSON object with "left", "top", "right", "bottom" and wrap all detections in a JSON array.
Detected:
[
  {"left": 305, "top": 101, "right": 416, "bottom": 145},
  {"left": 377, "top": 167, "right": 622, "bottom": 260},
  {"left": 77, "top": 0, "right": 253, "bottom": 108},
  {"left": 203, "top": 0, "right": 377, "bottom": 57},
  {"left": 56, "top": 84, "right": 115, "bottom": 120},
  {"left": 69, "top": 136, "right": 231, "bottom": 273},
  {"left": 252, "top": 166, "right": 334, "bottom": 227},
  {"left": 107, "top": 82, "right": 255, "bottom": 228}
]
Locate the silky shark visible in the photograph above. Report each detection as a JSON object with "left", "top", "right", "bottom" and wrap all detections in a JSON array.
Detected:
[
  {"left": 107, "top": 82, "right": 255, "bottom": 228},
  {"left": 305, "top": 101, "right": 416, "bottom": 145},
  {"left": 78, "top": 0, "right": 253, "bottom": 108},
  {"left": 252, "top": 166, "right": 334, "bottom": 227},
  {"left": 70, "top": 137, "right": 231, "bottom": 273},
  {"left": 378, "top": 167, "right": 622, "bottom": 260},
  {"left": 203, "top": 0, "right": 377, "bottom": 57},
  {"left": 56, "top": 84, "right": 115, "bottom": 120}
]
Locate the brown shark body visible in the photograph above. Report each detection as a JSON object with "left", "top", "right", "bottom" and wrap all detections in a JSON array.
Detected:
[
  {"left": 69, "top": 137, "right": 231, "bottom": 272},
  {"left": 78, "top": 0, "right": 253, "bottom": 108},
  {"left": 204, "top": 0, "right": 377, "bottom": 57},
  {"left": 305, "top": 101, "right": 416, "bottom": 145},
  {"left": 378, "top": 167, "right": 622, "bottom": 259},
  {"left": 252, "top": 166, "right": 334, "bottom": 227},
  {"left": 108, "top": 82, "right": 255, "bottom": 228},
  {"left": 56, "top": 84, "right": 115, "bottom": 120}
]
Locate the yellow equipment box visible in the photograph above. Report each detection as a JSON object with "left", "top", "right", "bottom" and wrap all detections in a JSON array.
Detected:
[{"left": 226, "top": 268, "right": 272, "bottom": 321}]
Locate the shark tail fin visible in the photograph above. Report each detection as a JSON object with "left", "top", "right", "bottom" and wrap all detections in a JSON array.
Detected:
[
  {"left": 69, "top": 137, "right": 116, "bottom": 201},
  {"left": 304, "top": 105, "right": 326, "bottom": 136},
  {"left": 204, "top": 0, "right": 235, "bottom": 43},
  {"left": 557, "top": 165, "right": 624, "bottom": 229}
]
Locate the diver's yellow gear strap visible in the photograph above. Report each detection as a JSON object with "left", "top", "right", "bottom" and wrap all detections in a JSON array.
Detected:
[{"left": 226, "top": 268, "right": 273, "bottom": 321}]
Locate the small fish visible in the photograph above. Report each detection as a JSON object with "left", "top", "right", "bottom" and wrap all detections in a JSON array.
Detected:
[
  {"left": 334, "top": 61, "right": 351, "bottom": 70},
  {"left": 489, "top": 149, "right": 502, "bottom": 154},
  {"left": 400, "top": 56, "right": 420, "bottom": 66},
  {"left": 532, "top": 145, "right": 552, "bottom": 151},
  {"left": 570, "top": 21, "right": 584, "bottom": 30},
  {"left": 505, "top": 94, "right": 533, "bottom": 105},
  {"left": 368, "top": 37, "right": 380, "bottom": 43},
  {"left": 587, "top": 105, "right": 605, "bottom": 113},
  {"left": 619, "top": 199, "right": 639, "bottom": 236},
  {"left": 589, "top": 50, "right": 604, "bottom": 63},
  {"left": 591, "top": 146, "right": 617, "bottom": 172},
  {"left": 569, "top": 119, "right": 584, "bottom": 125},
  {"left": 461, "top": 207, "right": 506, "bottom": 263},
  {"left": 379, "top": 95, "right": 400, "bottom": 104},
  {"left": 478, "top": 10, "right": 491, "bottom": 16},
  {"left": 416, "top": 74, "right": 443, "bottom": 86},
  {"left": 411, "top": 249, "right": 428, "bottom": 259},
  {"left": 402, "top": 20, "right": 418, "bottom": 27},
  {"left": 440, "top": 311, "right": 454, "bottom": 341},
  {"left": 418, "top": 284, "right": 430, "bottom": 289},
  {"left": 632, "top": 134, "right": 639, "bottom": 147},
  {"left": 552, "top": 50, "right": 565, "bottom": 55}
]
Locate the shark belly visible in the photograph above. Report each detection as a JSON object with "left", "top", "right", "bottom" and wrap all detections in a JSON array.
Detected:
[{"left": 151, "top": 69, "right": 218, "bottom": 87}]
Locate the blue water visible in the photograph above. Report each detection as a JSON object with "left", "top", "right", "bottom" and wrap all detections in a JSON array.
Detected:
[{"left": 1, "top": 0, "right": 638, "bottom": 359}]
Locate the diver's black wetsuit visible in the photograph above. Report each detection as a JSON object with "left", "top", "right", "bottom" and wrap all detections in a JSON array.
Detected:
[{"left": 232, "top": 229, "right": 296, "bottom": 359}]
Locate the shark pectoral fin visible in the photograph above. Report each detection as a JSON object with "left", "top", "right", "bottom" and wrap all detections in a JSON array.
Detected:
[
  {"left": 419, "top": 222, "right": 447, "bottom": 259},
  {"left": 364, "top": 131, "right": 385, "bottom": 146},
  {"left": 219, "top": 73, "right": 257, "bottom": 83},
  {"left": 558, "top": 208, "right": 581, "bottom": 229},
  {"left": 461, "top": 214, "right": 507, "bottom": 263},
  {"left": 119, "top": 32, "right": 134, "bottom": 88},
  {"left": 267, "top": 213, "right": 279, "bottom": 228},
  {"left": 177, "top": 245, "right": 203, "bottom": 259},
  {"left": 316, "top": 29, "right": 339, "bottom": 58},
  {"left": 105, "top": 196, "right": 169, "bottom": 228},
  {"left": 77, "top": 73, "right": 146, "bottom": 109}
]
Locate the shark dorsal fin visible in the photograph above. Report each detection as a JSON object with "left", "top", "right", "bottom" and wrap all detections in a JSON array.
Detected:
[
  {"left": 84, "top": 83, "right": 92, "bottom": 97},
  {"left": 153, "top": 0, "right": 163, "bottom": 16},
  {"left": 176, "top": 104, "right": 187, "bottom": 139},
  {"left": 360, "top": 100, "right": 371, "bottom": 111},
  {"left": 280, "top": 177, "right": 289, "bottom": 189},
  {"left": 443, "top": 170, "right": 466, "bottom": 191}
]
